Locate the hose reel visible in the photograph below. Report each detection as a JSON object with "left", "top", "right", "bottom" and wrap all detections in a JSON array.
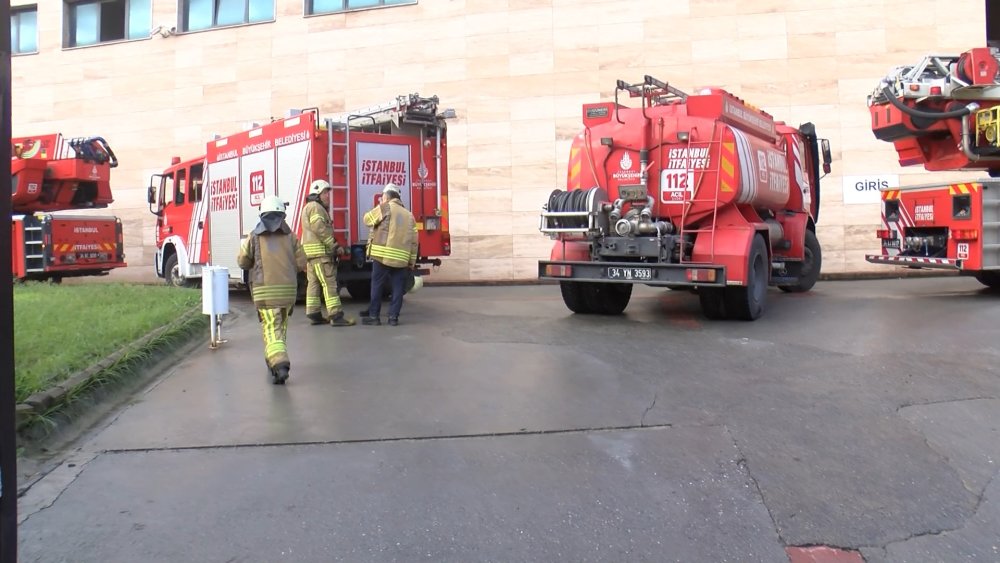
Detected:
[{"left": 541, "top": 187, "right": 610, "bottom": 235}]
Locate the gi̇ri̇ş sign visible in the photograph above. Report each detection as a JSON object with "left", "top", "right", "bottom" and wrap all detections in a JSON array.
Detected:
[{"left": 842, "top": 174, "right": 898, "bottom": 205}]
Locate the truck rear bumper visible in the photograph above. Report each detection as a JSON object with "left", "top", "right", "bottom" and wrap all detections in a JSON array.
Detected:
[
  {"left": 865, "top": 254, "right": 960, "bottom": 270},
  {"left": 538, "top": 260, "right": 726, "bottom": 287}
]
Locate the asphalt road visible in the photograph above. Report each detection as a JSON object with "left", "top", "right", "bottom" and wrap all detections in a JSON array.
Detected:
[{"left": 16, "top": 277, "right": 1000, "bottom": 562}]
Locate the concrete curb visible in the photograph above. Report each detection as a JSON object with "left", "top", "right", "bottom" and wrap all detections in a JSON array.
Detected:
[{"left": 15, "top": 307, "right": 208, "bottom": 432}]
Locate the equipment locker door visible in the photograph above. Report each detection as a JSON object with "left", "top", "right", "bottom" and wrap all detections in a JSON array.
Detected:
[
  {"left": 354, "top": 140, "right": 412, "bottom": 240},
  {"left": 207, "top": 158, "right": 242, "bottom": 274}
]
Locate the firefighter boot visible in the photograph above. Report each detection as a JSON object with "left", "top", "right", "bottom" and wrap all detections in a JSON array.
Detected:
[
  {"left": 306, "top": 312, "right": 326, "bottom": 325},
  {"left": 272, "top": 362, "right": 290, "bottom": 385},
  {"left": 330, "top": 311, "right": 356, "bottom": 327}
]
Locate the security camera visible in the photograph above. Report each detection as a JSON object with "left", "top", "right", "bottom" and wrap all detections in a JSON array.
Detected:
[{"left": 152, "top": 25, "right": 176, "bottom": 38}]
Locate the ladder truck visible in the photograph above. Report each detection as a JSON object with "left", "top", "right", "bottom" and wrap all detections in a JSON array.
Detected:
[
  {"left": 11, "top": 134, "right": 126, "bottom": 282},
  {"left": 539, "top": 76, "right": 832, "bottom": 320},
  {"left": 149, "top": 94, "right": 453, "bottom": 298},
  {"left": 865, "top": 1, "right": 1000, "bottom": 288}
]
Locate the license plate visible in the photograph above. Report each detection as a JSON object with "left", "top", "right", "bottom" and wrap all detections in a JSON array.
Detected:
[
  {"left": 883, "top": 239, "right": 900, "bottom": 249},
  {"left": 606, "top": 267, "right": 652, "bottom": 281}
]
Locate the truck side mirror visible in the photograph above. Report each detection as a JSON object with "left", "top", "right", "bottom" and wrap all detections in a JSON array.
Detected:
[
  {"left": 147, "top": 185, "right": 155, "bottom": 205},
  {"left": 821, "top": 139, "right": 832, "bottom": 175}
]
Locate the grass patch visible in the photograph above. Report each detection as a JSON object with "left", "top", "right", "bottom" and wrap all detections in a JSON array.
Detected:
[{"left": 13, "top": 282, "right": 203, "bottom": 403}]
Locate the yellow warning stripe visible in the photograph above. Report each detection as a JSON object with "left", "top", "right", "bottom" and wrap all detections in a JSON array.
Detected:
[
  {"left": 948, "top": 183, "right": 981, "bottom": 195},
  {"left": 883, "top": 190, "right": 900, "bottom": 200},
  {"left": 719, "top": 141, "right": 736, "bottom": 193},
  {"left": 568, "top": 146, "right": 581, "bottom": 189}
]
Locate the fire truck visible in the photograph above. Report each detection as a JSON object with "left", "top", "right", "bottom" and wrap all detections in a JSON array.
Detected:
[
  {"left": 10, "top": 134, "right": 127, "bottom": 282},
  {"left": 864, "top": 1, "right": 1000, "bottom": 288},
  {"left": 148, "top": 94, "right": 453, "bottom": 298},
  {"left": 538, "top": 76, "right": 832, "bottom": 320}
]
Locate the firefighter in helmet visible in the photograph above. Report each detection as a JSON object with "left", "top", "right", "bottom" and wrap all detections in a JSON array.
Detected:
[
  {"left": 301, "top": 179, "right": 355, "bottom": 327},
  {"left": 237, "top": 195, "right": 306, "bottom": 385},
  {"left": 361, "top": 183, "right": 418, "bottom": 326}
]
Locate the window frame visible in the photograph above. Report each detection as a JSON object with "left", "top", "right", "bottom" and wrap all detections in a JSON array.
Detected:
[
  {"left": 180, "top": 0, "right": 275, "bottom": 33},
  {"left": 173, "top": 169, "right": 187, "bottom": 206},
  {"left": 63, "top": 0, "right": 152, "bottom": 49},
  {"left": 306, "top": 0, "right": 416, "bottom": 17},
  {"left": 11, "top": 5, "right": 39, "bottom": 55}
]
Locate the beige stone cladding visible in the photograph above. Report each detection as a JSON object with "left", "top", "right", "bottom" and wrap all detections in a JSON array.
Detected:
[{"left": 9, "top": 0, "right": 987, "bottom": 282}]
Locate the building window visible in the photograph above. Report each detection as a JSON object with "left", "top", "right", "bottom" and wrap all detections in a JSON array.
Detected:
[
  {"left": 182, "top": 0, "right": 274, "bottom": 32},
  {"left": 308, "top": 0, "right": 414, "bottom": 16},
  {"left": 65, "top": 0, "right": 151, "bottom": 47},
  {"left": 11, "top": 6, "right": 38, "bottom": 54}
]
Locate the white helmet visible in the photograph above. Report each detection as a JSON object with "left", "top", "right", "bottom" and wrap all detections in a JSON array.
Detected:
[
  {"left": 382, "top": 183, "right": 401, "bottom": 199},
  {"left": 310, "top": 179, "right": 332, "bottom": 196},
  {"left": 259, "top": 195, "right": 286, "bottom": 215}
]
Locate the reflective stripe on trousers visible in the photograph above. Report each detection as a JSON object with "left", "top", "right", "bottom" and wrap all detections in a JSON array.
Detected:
[
  {"left": 259, "top": 307, "right": 290, "bottom": 369},
  {"left": 305, "top": 259, "right": 342, "bottom": 315}
]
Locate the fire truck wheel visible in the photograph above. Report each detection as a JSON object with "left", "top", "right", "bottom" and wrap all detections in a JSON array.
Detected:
[
  {"left": 974, "top": 270, "right": 1000, "bottom": 289},
  {"left": 296, "top": 272, "right": 307, "bottom": 304},
  {"left": 164, "top": 254, "right": 195, "bottom": 289},
  {"left": 345, "top": 281, "right": 371, "bottom": 301},
  {"left": 345, "top": 280, "right": 391, "bottom": 301},
  {"left": 559, "top": 281, "right": 593, "bottom": 314},
  {"left": 698, "top": 288, "right": 727, "bottom": 320},
  {"left": 724, "top": 235, "right": 768, "bottom": 321},
  {"left": 779, "top": 230, "right": 822, "bottom": 293},
  {"left": 581, "top": 282, "right": 632, "bottom": 315}
]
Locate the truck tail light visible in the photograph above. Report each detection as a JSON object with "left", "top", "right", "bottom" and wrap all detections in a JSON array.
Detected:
[
  {"left": 876, "top": 229, "right": 892, "bottom": 239},
  {"left": 545, "top": 264, "right": 573, "bottom": 277},
  {"left": 686, "top": 268, "right": 716, "bottom": 282},
  {"left": 930, "top": 86, "right": 942, "bottom": 95},
  {"left": 953, "top": 228, "right": 979, "bottom": 241}
]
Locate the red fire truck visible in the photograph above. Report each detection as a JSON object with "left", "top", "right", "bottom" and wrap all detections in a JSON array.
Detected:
[
  {"left": 865, "top": 1, "right": 1000, "bottom": 287},
  {"left": 539, "top": 76, "right": 831, "bottom": 320},
  {"left": 10, "top": 134, "right": 126, "bottom": 281},
  {"left": 148, "top": 94, "right": 453, "bottom": 298}
]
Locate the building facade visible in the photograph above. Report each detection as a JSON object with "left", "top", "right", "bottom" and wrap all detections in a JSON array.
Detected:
[{"left": 10, "top": 0, "right": 987, "bottom": 283}]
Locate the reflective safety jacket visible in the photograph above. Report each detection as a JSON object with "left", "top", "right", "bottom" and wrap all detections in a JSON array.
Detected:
[
  {"left": 300, "top": 198, "right": 341, "bottom": 261},
  {"left": 237, "top": 221, "right": 306, "bottom": 308},
  {"left": 363, "top": 199, "right": 418, "bottom": 269}
]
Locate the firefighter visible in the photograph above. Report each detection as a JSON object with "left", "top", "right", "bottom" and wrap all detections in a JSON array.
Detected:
[
  {"left": 237, "top": 195, "right": 306, "bottom": 385},
  {"left": 301, "top": 179, "right": 355, "bottom": 327},
  {"left": 361, "top": 183, "right": 418, "bottom": 326}
]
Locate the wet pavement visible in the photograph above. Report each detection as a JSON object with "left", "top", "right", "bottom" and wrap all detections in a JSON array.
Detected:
[{"left": 16, "top": 277, "right": 1000, "bottom": 562}]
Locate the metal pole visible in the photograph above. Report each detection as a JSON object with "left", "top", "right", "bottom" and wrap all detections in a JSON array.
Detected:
[{"left": 0, "top": 0, "right": 19, "bottom": 557}]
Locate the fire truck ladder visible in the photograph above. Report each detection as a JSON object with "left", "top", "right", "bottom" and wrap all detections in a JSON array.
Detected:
[
  {"left": 615, "top": 75, "right": 688, "bottom": 118},
  {"left": 323, "top": 120, "right": 355, "bottom": 245},
  {"left": 676, "top": 126, "right": 725, "bottom": 263},
  {"left": 20, "top": 215, "right": 46, "bottom": 273}
]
